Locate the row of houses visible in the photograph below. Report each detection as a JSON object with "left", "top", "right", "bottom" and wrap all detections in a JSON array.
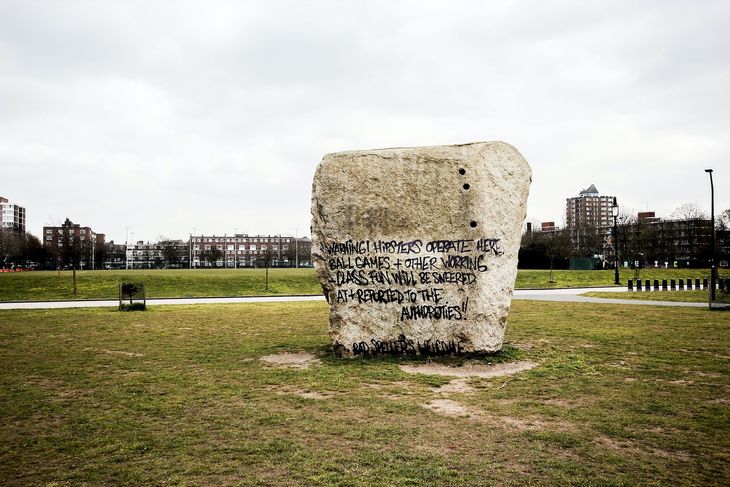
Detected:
[
  {"left": 126, "top": 235, "right": 312, "bottom": 269},
  {"left": 37, "top": 218, "right": 312, "bottom": 270}
]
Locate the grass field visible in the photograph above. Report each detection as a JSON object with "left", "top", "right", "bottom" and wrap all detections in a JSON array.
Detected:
[
  {"left": 584, "top": 289, "right": 730, "bottom": 304},
  {"left": 1, "top": 301, "right": 728, "bottom": 485},
  {"left": 1, "top": 268, "right": 727, "bottom": 302},
  {"left": 0, "top": 268, "right": 322, "bottom": 302}
]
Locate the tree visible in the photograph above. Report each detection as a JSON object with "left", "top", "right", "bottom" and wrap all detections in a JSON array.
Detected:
[
  {"left": 572, "top": 221, "right": 604, "bottom": 259},
  {"left": 159, "top": 237, "right": 184, "bottom": 268},
  {"left": 718, "top": 209, "right": 730, "bottom": 230},
  {"left": 545, "top": 229, "right": 572, "bottom": 283},
  {"left": 60, "top": 225, "right": 82, "bottom": 294},
  {"left": 94, "top": 241, "right": 109, "bottom": 270},
  {"left": 200, "top": 246, "right": 223, "bottom": 268},
  {"left": 284, "top": 241, "right": 298, "bottom": 267},
  {"left": 261, "top": 246, "right": 275, "bottom": 290},
  {"left": 0, "top": 230, "right": 21, "bottom": 268},
  {"left": 670, "top": 203, "right": 707, "bottom": 221},
  {"left": 670, "top": 202, "right": 711, "bottom": 265}
]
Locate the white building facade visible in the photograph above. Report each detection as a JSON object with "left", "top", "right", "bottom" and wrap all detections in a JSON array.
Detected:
[{"left": 0, "top": 196, "right": 26, "bottom": 233}]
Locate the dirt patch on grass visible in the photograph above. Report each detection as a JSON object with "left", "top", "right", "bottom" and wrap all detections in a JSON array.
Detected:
[
  {"left": 430, "top": 378, "right": 475, "bottom": 394},
  {"left": 259, "top": 352, "right": 320, "bottom": 369},
  {"left": 401, "top": 360, "right": 538, "bottom": 379},
  {"left": 422, "top": 399, "right": 557, "bottom": 431},
  {"left": 270, "top": 387, "right": 334, "bottom": 400},
  {"left": 424, "top": 399, "right": 471, "bottom": 417},
  {"left": 596, "top": 436, "right": 690, "bottom": 462}
]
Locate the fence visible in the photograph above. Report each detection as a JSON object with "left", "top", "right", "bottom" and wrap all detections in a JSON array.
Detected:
[{"left": 627, "top": 278, "right": 730, "bottom": 293}]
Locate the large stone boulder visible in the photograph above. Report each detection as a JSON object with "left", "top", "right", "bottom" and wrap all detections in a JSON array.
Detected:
[{"left": 311, "top": 141, "right": 531, "bottom": 357}]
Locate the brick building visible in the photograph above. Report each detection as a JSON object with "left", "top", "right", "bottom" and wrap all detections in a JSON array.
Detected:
[
  {"left": 126, "top": 239, "right": 190, "bottom": 269},
  {"left": 43, "top": 218, "right": 105, "bottom": 269},
  {"left": 0, "top": 196, "right": 26, "bottom": 233},
  {"left": 190, "top": 234, "right": 311, "bottom": 268},
  {"left": 618, "top": 212, "right": 716, "bottom": 267},
  {"left": 566, "top": 184, "right": 615, "bottom": 230},
  {"left": 540, "top": 221, "right": 556, "bottom": 232}
]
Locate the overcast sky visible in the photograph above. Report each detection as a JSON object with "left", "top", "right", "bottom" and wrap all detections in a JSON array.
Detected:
[{"left": 1, "top": 0, "right": 728, "bottom": 243}]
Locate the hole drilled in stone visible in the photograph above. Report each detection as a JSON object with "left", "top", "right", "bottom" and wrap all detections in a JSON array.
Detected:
[
  {"left": 463, "top": 183, "right": 470, "bottom": 190},
  {"left": 459, "top": 168, "right": 466, "bottom": 175},
  {"left": 470, "top": 221, "right": 477, "bottom": 228}
]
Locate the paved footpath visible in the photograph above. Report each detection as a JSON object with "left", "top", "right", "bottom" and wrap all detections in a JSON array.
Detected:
[{"left": 0, "top": 287, "right": 707, "bottom": 310}]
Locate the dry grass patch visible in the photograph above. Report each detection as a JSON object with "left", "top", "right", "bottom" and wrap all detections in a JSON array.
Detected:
[
  {"left": 259, "top": 351, "right": 321, "bottom": 369},
  {"left": 400, "top": 359, "right": 538, "bottom": 379}
]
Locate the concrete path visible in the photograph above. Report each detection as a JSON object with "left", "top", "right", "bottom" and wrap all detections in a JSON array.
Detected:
[
  {"left": 0, "top": 287, "right": 709, "bottom": 310},
  {"left": 513, "top": 286, "right": 706, "bottom": 307}
]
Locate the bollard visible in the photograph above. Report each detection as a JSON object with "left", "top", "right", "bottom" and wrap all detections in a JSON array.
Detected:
[
  {"left": 628, "top": 279, "right": 633, "bottom": 291},
  {"left": 695, "top": 278, "right": 701, "bottom": 290},
  {"left": 686, "top": 278, "right": 692, "bottom": 290},
  {"left": 653, "top": 279, "right": 659, "bottom": 291},
  {"left": 662, "top": 279, "right": 668, "bottom": 291},
  {"left": 670, "top": 279, "right": 676, "bottom": 290},
  {"left": 645, "top": 279, "right": 651, "bottom": 292},
  {"left": 678, "top": 278, "right": 684, "bottom": 290},
  {"left": 703, "top": 278, "right": 708, "bottom": 290},
  {"left": 636, "top": 279, "right": 642, "bottom": 291}
]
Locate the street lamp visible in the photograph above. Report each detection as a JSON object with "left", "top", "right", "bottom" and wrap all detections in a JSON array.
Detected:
[
  {"left": 612, "top": 197, "right": 620, "bottom": 285},
  {"left": 705, "top": 169, "right": 716, "bottom": 301}
]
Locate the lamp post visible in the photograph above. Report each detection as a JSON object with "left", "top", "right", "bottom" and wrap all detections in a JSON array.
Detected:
[
  {"left": 705, "top": 169, "right": 716, "bottom": 301},
  {"left": 612, "top": 197, "right": 620, "bottom": 285}
]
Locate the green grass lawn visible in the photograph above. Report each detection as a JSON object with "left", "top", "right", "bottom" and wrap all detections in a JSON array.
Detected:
[
  {"left": 584, "top": 290, "right": 730, "bottom": 304},
  {"left": 0, "top": 268, "right": 323, "bottom": 301},
  {"left": 1, "top": 301, "right": 728, "bottom": 485},
  {"left": 1, "top": 268, "right": 727, "bottom": 302}
]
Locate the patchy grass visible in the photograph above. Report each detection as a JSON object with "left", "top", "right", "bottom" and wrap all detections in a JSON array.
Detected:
[
  {"left": 2, "top": 268, "right": 728, "bottom": 302},
  {"left": 584, "top": 290, "right": 730, "bottom": 304},
  {"left": 1, "top": 301, "right": 728, "bottom": 485}
]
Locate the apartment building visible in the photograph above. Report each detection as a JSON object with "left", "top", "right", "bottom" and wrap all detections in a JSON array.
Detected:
[
  {"left": 42, "top": 218, "right": 105, "bottom": 269},
  {"left": 0, "top": 196, "right": 26, "bottom": 233},
  {"left": 190, "top": 234, "right": 311, "bottom": 268},
  {"left": 126, "top": 239, "right": 190, "bottom": 269},
  {"left": 565, "top": 184, "right": 615, "bottom": 230}
]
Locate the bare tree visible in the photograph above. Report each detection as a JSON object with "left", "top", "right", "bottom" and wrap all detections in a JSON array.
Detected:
[
  {"left": 159, "top": 236, "right": 183, "bottom": 268},
  {"left": 545, "top": 229, "right": 572, "bottom": 283},
  {"left": 718, "top": 209, "right": 730, "bottom": 230},
  {"left": 200, "top": 245, "right": 223, "bottom": 268},
  {"left": 0, "top": 229, "right": 21, "bottom": 268},
  {"left": 670, "top": 202, "right": 707, "bottom": 221},
  {"left": 60, "top": 225, "right": 82, "bottom": 294},
  {"left": 670, "top": 202, "right": 711, "bottom": 264},
  {"left": 261, "top": 246, "right": 275, "bottom": 290}
]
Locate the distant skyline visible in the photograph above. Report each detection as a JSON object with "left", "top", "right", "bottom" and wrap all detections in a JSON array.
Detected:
[{"left": 2, "top": 1, "right": 729, "bottom": 243}]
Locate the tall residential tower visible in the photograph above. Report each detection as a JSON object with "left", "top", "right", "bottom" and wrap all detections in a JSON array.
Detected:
[{"left": 0, "top": 196, "right": 26, "bottom": 233}]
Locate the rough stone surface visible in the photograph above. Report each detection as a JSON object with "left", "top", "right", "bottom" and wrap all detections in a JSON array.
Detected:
[{"left": 311, "top": 141, "right": 531, "bottom": 357}]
